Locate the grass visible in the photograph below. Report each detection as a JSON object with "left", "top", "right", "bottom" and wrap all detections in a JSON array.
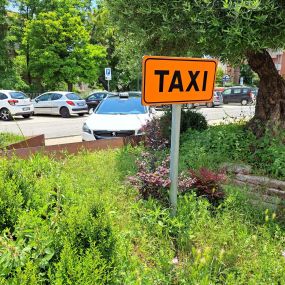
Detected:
[
  {"left": 0, "top": 132, "right": 24, "bottom": 148},
  {"left": 179, "top": 122, "right": 285, "bottom": 179},
  {"left": 0, "top": 142, "right": 285, "bottom": 283}
]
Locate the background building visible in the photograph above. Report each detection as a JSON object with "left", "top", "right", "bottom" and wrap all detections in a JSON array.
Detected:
[{"left": 270, "top": 50, "right": 285, "bottom": 78}]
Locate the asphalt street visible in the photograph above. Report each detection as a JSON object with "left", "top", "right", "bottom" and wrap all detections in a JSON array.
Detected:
[{"left": 0, "top": 104, "right": 255, "bottom": 139}]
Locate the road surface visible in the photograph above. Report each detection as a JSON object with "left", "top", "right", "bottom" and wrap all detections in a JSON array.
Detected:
[{"left": 0, "top": 104, "right": 255, "bottom": 139}]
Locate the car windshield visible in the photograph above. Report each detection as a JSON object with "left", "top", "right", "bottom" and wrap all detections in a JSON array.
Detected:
[
  {"left": 66, "top": 93, "right": 82, "bottom": 100},
  {"left": 95, "top": 97, "right": 147, "bottom": 115},
  {"left": 10, "top": 91, "right": 28, "bottom": 99}
]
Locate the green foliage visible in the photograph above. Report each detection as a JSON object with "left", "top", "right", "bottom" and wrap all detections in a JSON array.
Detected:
[
  {"left": 180, "top": 123, "right": 285, "bottom": 179},
  {"left": 24, "top": 7, "right": 107, "bottom": 90},
  {"left": 160, "top": 109, "right": 208, "bottom": 140},
  {"left": 0, "top": 132, "right": 24, "bottom": 148},
  {"left": 215, "top": 67, "right": 224, "bottom": 86},
  {"left": 0, "top": 3, "right": 27, "bottom": 90},
  {"left": 0, "top": 154, "right": 117, "bottom": 283},
  {"left": 180, "top": 123, "right": 253, "bottom": 170},
  {"left": 174, "top": 191, "right": 285, "bottom": 284},
  {"left": 106, "top": 0, "right": 285, "bottom": 63},
  {"left": 240, "top": 64, "right": 258, "bottom": 86},
  {"left": 0, "top": 145, "right": 284, "bottom": 283},
  {"left": 250, "top": 129, "right": 285, "bottom": 178},
  {"left": 2, "top": 0, "right": 107, "bottom": 91}
]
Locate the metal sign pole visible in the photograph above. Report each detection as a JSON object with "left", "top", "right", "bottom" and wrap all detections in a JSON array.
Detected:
[
  {"left": 169, "top": 104, "right": 182, "bottom": 216},
  {"left": 107, "top": 80, "right": 110, "bottom": 92}
]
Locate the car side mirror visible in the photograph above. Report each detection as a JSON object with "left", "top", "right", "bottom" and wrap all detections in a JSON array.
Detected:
[{"left": 34, "top": 99, "right": 38, "bottom": 103}]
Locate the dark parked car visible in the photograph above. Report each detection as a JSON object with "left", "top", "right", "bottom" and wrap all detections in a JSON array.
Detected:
[
  {"left": 222, "top": 86, "right": 257, "bottom": 105},
  {"left": 85, "top": 91, "right": 109, "bottom": 111}
]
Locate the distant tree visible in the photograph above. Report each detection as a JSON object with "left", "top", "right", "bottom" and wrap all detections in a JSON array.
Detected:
[
  {"left": 215, "top": 67, "right": 224, "bottom": 86},
  {"left": 240, "top": 64, "right": 256, "bottom": 86},
  {"left": 24, "top": 7, "right": 106, "bottom": 91},
  {"left": 0, "top": 0, "right": 9, "bottom": 81},
  {"left": 12, "top": 0, "right": 96, "bottom": 90},
  {"left": 0, "top": 1, "right": 27, "bottom": 89},
  {"left": 89, "top": 4, "right": 140, "bottom": 91},
  {"left": 106, "top": 0, "right": 285, "bottom": 135}
]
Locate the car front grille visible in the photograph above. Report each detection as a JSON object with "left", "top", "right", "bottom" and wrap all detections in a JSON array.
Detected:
[{"left": 94, "top": 130, "right": 135, "bottom": 139}]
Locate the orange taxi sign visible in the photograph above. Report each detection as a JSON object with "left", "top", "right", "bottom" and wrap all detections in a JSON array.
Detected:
[{"left": 142, "top": 56, "right": 217, "bottom": 106}]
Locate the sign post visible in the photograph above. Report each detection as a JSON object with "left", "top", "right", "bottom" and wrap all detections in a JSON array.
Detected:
[
  {"left": 142, "top": 56, "right": 217, "bottom": 215},
  {"left": 169, "top": 104, "right": 181, "bottom": 216},
  {"left": 105, "top": 67, "right": 112, "bottom": 91}
]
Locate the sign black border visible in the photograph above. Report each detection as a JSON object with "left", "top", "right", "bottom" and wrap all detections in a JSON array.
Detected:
[{"left": 142, "top": 57, "right": 217, "bottom": 105}]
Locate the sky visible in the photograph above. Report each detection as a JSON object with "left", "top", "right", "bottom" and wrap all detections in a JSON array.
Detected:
[{"left": 7, "top": 0, "right": 97, "bottom": 12}]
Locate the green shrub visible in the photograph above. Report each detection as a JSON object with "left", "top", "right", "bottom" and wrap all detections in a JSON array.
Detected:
[
  {"left": 180, "top": 123, "right": 253, "bottom": 170},
  {"left": 160, "top": 109, "right": 208, "bottom": 139},
  {"left": 249, "top": 129, "right": 285, "bottom": 178},
  {"left": 59, "top": 202, "right": 115, "bottom": 263},
  {"left": 180, "top": 123, "right": 285, "bottom": 179},
  {"left": 51, "top": 242, "right": 109, "bottom": 285},
  {"left": 0, "top": 146, "right": 284, "bottom": 284},
  {"left": 176, "top": 190, "right": 285, "bottom": 284}
]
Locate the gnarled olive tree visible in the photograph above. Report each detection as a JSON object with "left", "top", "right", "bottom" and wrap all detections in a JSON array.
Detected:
[{"left": 105, "top": 0, "right": 285, "bottom": 135}]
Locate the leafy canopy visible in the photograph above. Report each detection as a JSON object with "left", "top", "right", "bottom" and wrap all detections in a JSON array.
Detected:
[
  {"left": 24, "top": 6, "right": 106, "bottom": 89},
  {"left": 105, "top": 0, "right": 285, "bottom": 63}
]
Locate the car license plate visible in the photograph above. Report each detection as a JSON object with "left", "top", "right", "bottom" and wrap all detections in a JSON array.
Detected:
[
  {"left": 23, "top": 107, "right": 30, "bottom": 111},
  {"left": 78, "top": 102, "right": 84, "bottom": 106}
]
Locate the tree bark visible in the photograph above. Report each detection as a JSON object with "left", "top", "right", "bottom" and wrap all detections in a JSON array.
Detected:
[
  {"left": 246, "top": 50, "right": 285, "bottom": 136},
  {"left": 67, "top": 82, "right": 73, "bottom": 92}
]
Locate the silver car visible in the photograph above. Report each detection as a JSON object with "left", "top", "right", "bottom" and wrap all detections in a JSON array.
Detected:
[
  {"left": 33, "top": 91, "right": 88, "bottom": 118},
  {"left": 185, "top": 91, "right": 223, "bottom": 109}
]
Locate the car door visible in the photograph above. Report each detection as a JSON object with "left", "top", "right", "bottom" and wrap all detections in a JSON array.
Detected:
[
  {"left": 232, "top": 88, "right": 242, "bottom": 103},
  {"left": 34, "top": 93, "right": 52, "bottom": 114},
  {"left": 222, "top": 89, "right": 232, "bottom": 103},
  {"left": 0, "top": 93, "right": 8, "bottom": 109},
  {"left": 50, "top": 93, "right": 63, "bottom": 114},
  {"left": 86, "top": 93, "right": 106, "bottom": 110}
]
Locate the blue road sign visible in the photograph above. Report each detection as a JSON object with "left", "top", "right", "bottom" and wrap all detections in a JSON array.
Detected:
[
  {"left": 223, "top": 74, "right": 230, "bottom": 82},
  {"left": 105, "top": 68, "right": 112, "bottom": 80}
]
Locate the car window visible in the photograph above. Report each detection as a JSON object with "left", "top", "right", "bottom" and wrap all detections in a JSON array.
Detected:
[
  {"left": 252, "top": 89, "right": 258, "bottom": 95},
  {"left": 51, "top": 93, "right": 62, "bottom": 100},
  {"left": 37, "top": 94, "right": 52, "bottom": 101},
  {"left": 87, "top": 95, "right": 96, "bottom": 100},
  {"left": 0, "top": 93, "right": 8, "bottom": 100},
  {"left": 242, "top": 88, "right": 249, "bottom": 94},
  {"left": 89, "top": 93, "right": 106, "bottom": 100},
  {"left": 66, "top": 93, "right": 82, "bottom": 100},
  {"left": 233, "top": 89, "right": 242, "bottom": 94},
  {"left": 96, "top": 97, "right": 147, "bottom": 115},
  {"left": 10, "top": 91, "right": 28, "bottom": 99},
  {"left": 223, "top": 89, "right": 231, "bottom": 95}
]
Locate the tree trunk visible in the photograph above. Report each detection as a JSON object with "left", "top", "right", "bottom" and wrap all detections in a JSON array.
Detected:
[
  {"left": 67, "top": 82, "right": 73, "bottom": 92},
  {"left": 25, "top": 7, "right": 32, "bottom": 85},
  {"left": 246, "top": 50, "right": 285, "bottom": 136}
]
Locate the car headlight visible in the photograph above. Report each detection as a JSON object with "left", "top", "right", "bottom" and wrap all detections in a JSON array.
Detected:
[{"left": 83, "top": 123, "right": 92, "bottom": 134}]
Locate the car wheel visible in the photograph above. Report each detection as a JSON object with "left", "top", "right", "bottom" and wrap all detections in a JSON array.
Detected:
[
  {"left": 60, "top": 107, "right": 70, "bottom": 118},
  {"left": 206, "top": 102, "right": 214, "bottom": 108},
  {"left": 78, "top": 113, "right": 85, "bottom": 117},
  {"left": 241, "top": 99, "right": 248, "bottom": 106},
  {"left": 0, "top": 108, "right": 12, "bottom": 121},
  {"left": 22, "top": 114, "right": 31, "bottom": 118}
]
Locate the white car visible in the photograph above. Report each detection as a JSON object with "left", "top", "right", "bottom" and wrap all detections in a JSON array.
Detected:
[
  {"left": 82, "top": 93, "right": 154, "bottom": 141},
  {"left": 0, "top": 90, "right": 34, "bottom": 121},
  {"left": 32, "top": 91, "right": 88, "bottom": 118}
]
